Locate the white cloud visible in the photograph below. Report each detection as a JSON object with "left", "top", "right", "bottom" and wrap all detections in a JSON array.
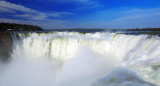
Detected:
[
  {"left": 73, "top": 7, "right": 160, "bottom": 29},
  {"left": 0, "top": 0, "right": 159, "bottom": 29},
  {"left": 0, "top": 1, "right": 75, "bottom": 29},
  {"left": 107, "top": 12, "right": 160, "bottom": 29},
  {"left": 0, "top": 18, "right": 71, "bottom": 29},
  {"left": 48, "top": 12, "right": 75, "bottom": 17},
  {"left": 0, "top": 1, "right": 37, "bottom": 13},
  {"left": 0, "top": 1, "right": 74, "bottom": 20},
  {"left": 75, "top": 0, "right": 102, "bottom": 10},
  {"left": 106, "top": 7, "right": 160, "bottom": 28},
  {"left": 0, "top": 6, "right": 15, "bottom": 13},
  {"left": 52, "top": 0, "right": 90, "bottom": 3},
  {"left": 52, "top": 0, "right": 102, "bottom": 10},
  {"left": 84, "top": 7, "right": 160, "bottom": 21}
]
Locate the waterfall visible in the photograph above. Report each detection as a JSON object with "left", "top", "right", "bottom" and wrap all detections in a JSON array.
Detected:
[{"left": 0, "top": 32, "right": 160, "bottom": 86}]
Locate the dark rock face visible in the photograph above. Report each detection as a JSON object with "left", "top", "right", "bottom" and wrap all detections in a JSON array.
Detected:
[{"left": 0, "top": 32, "right": 13, "bottom": 61}]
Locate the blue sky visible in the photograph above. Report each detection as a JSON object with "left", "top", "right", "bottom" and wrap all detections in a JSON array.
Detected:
[{"left": 0, "top": 0, "right": 160, "bottom": 29}]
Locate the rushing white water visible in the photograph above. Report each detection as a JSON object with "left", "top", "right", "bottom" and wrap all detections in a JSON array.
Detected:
[{"left": 0, "top": 32, "right": 160, "bottom": 86}]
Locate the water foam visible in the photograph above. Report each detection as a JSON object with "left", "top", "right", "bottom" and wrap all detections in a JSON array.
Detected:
[{"left": 0, "top": 32, "right": 160, "bottom": 86}]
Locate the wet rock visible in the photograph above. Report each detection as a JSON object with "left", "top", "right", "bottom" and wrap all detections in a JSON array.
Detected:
[{"left": 0, "top": 32, "right": 12, "bottom": 61}]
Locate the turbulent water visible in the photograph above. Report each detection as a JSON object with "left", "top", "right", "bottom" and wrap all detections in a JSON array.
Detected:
[{"left": 0, "top": 32, "right": 160, "bottom": 86}]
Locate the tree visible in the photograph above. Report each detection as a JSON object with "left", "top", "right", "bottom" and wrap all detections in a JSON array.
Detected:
[{"left": 0, "top": 22, "right": 43, "bottom": 31}]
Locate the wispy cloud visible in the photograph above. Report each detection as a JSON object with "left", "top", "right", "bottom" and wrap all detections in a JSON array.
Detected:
[
  {"left": 0, "top": 1, "right": 39, "bottom": 13},
  {"left": 83, "top": 7, "right": 160, "bottom": 22},
  {"left": 55, "top": 0, "right": 94, "bottom": 3},
  {"left": 0, "top": 1, "right": 74, "bottom": 20},
  {"left": 0, "top": 6, "right": 15, "bottom": 13},
  {"left": 0, "top": 0, "right": 160, "bottom": 29},
  {"left": 53, "top": 0, "right": 102, "bottom": 10},
  {"left": 0, "top": 1, "right": 75, "bottom": 29},
  {"left": 68, "top": 7, "right": 160, "bottom": 29},
  {"left": 0, "top": 18, "right": 70, "bottom": 29},
  {"left": 76, "top": 0, "right": 102, "bottom": 10},
  {"left": 107, "top": 9, "right": 160, "bottom": 29}
]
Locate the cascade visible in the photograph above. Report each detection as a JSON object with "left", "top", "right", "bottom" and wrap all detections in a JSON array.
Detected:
[{"left": 0, "top": 32, "right": 160, "bottom": 86}]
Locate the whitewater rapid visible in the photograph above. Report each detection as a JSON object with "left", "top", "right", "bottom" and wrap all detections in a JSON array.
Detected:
[{"left": 0, "top": 32, "right": 160, "bottom": 86}]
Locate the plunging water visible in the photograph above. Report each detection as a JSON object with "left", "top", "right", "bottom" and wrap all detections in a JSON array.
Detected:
[{"left": 0, "top": 32, "right": 160, "bottom": 86}]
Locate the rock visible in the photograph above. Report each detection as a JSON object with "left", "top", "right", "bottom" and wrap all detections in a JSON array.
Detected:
[{"left": 0, "top": 32, "right": 13, "bottom": 61}]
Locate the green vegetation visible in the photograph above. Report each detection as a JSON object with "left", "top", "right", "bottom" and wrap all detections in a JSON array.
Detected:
[
  {"left": 127, "top": 28, "right": 160, "bottom": 35},
  {"left": 138, "top": 31, "right": 160, "bottom": 35},
  {"left": 0, "top": 22, "right": 43, "bottom": 31},
  {"left": 127, "top": 28, "right": 160, "bottom": 31}
]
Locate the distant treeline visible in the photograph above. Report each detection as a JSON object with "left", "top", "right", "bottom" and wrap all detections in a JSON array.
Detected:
[
  {"left": 45, "top": 28, "right": 160, "bottom": 31},
  {"left": 127, "top": 28, "right": 160, "bottom": 31},
  {"left": 0, "top": 23, "right": 43, "bottom": 31}
]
